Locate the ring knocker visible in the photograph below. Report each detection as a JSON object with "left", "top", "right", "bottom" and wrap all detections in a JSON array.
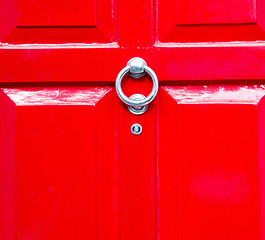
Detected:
[{"left": 115, "top": 57, "right": 159, "bottom": 115}]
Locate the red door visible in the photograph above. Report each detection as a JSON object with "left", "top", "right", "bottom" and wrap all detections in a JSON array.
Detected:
[{"left": 1, "top": 0, "right": 265, "bottom": 240}]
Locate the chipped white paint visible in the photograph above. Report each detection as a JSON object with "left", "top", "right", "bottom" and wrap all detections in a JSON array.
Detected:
[
  {"left": 163, "top": 85, "right": 265, "bottom": 104},
  {"left": 155, "top": 41, "right": 265, "bottom": 48},
  {"left": 2, "top": 87, "right": 112, "bottom": 105},
  {"left": 0, "top": 42, "right": 119, "bottom": 49}
]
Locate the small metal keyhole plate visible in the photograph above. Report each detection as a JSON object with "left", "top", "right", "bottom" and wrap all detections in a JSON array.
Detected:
[
  {"left": 128, "top": 94, "right": 148, "bottom": 115},
  {"left": 131, "top": 123, "right": 142, "bottom": 135}
]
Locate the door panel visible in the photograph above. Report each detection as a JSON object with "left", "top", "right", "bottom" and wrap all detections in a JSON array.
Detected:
[
  {"left": 175, "top": 0, "right": 256, "bottom": 24},
  {"left": 159, "top": 86, "right": 263, "bottom": 240},
  {"left": 16, "top": 105, "right": 97, "bottom": 240},
  {"left": 0, "top": 87, "right": 115, "bottom": 240},
  {"left": 158, "top": 0, "right": 265, "bottom": 42},
  {"left": 17, "top": 0, "right": 96, "bottom": 26}
]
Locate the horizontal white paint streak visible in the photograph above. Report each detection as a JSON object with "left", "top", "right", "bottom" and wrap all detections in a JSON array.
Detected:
[{"left": 2, "top": 87, "right": 112, "bottom": 105}]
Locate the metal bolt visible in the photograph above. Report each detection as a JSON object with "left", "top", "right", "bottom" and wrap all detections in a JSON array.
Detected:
[{"left": 131, "top": 123, "right": 142, "bottom": 135}]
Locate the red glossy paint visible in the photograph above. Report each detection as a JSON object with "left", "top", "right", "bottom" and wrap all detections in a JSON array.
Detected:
[
  {"left": 159, "top": 86, "right": 263, "bottom": 240},
  {"left": 17, "top": 0, "right": 96, "bottom": 26},
  {"left": 0, "top": 0, "right": 114, "bottom": 43},
  {"left": 1, "top": 0, "right": 265, "bottom": 240}
]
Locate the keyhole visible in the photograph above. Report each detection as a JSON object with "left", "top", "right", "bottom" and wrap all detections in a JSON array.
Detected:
[{"left": 131, "top": 123, "right": 142, "bottom": 135}]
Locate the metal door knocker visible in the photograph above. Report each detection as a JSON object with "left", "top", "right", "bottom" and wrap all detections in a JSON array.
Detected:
[{"left": 115, "top": 57, "right": 159, "bottom": 115}]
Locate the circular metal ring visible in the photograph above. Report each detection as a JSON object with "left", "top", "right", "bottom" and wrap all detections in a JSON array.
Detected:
[{"left": 115, "top": 58, "right": 159, "bottom": 108}]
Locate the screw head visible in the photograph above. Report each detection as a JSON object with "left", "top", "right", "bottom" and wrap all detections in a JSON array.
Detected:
[{"left": 131, "top": 123, "right": 142, "bottom": 135}]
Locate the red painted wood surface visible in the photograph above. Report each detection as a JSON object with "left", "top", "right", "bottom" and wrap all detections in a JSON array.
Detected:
[
  {"left": 159, "top": 86, "right": 262, "bottom": 240},
  {"left": 1, "top": 0, "right": 265, "bottom": 240},
  {"left": 0, "top": 0, "right": 114, "bottom": 43},
  {"left": 17, "top": 0, "right": 96, "bottom": 26},
  {"left": 175, "top": 0, "right": 256, "bottom": 24},
  {"left": 0, "top": 0, "right": 265, "bottom": 80},
  {"left": 1, "top": 86, "right": 265, "bottom": 240}
]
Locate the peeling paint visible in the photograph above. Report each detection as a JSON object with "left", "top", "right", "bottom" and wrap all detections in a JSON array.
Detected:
[
  {"left": 2, "top": 87, "right": 112, "bottom": 105},
  {"left": 163, "top": 85, "right": 265, "bottom": 103}
]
